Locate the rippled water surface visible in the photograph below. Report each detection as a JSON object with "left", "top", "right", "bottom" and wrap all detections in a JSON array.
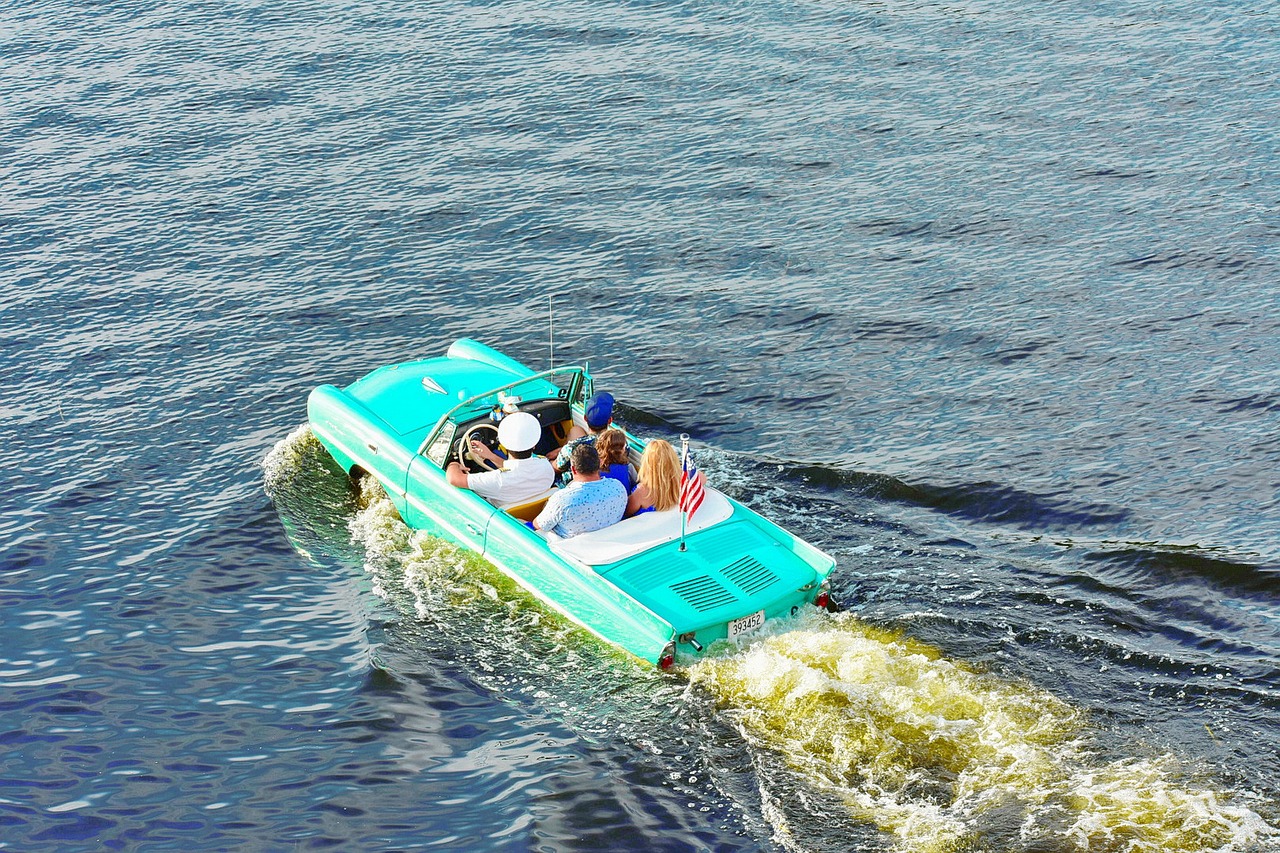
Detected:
[{"left": 3, "top": 0, "right": 1278, "bottom": 849}]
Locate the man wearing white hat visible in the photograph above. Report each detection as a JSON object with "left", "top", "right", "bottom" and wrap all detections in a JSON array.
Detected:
[{"left": 445, "top": 411, "right": 555, "bottom": 504}]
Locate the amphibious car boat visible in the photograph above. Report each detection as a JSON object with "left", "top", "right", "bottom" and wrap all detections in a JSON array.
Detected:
[{"left": 307, "top": 339, "right": 835, "bottom": 668}]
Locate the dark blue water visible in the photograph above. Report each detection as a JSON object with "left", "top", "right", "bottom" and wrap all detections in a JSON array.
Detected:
[{"left": 3, "top": 0, "right": 1278, "bottom": 849}]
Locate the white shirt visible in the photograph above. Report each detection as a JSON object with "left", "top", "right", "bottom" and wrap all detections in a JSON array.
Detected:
[{"left": 467, "top": 455, "right": 554, "bottom": 505}]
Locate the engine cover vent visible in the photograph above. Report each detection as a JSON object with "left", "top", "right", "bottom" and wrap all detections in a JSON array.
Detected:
[
  {"left": 670, "top": 575, "right": 737, "bottom": 613},
  {"left": 722, "top": 555, "right": 778, "bottom": 597}
]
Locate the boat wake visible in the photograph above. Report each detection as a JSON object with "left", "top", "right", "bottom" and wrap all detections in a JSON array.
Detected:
[
  {"left": 688, "top": 617, "right": 1278, "bottom": 853},
  {"left": 265, "top": 426, "right": 684, "bottom": 725},
  {"left": 265, "top": 426, "right": 1279, "bottom": 852}
]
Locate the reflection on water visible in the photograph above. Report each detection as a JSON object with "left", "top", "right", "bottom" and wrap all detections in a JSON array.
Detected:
[{"left": 690, "top": 616, "right": 1276, "bottom": 852}]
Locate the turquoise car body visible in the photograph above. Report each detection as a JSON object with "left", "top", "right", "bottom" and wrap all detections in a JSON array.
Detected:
[{"left": 307, "top": 338, "right": 835, "bottom": 667}]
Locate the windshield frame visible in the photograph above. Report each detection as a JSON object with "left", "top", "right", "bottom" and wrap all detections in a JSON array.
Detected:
[{"left": 416, "top": 364, "right": 588, "bottom": 460}]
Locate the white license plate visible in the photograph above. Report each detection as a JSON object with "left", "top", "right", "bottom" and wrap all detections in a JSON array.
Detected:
[{"left": 727, "top": 609, "right": 765, "bottom": 639}]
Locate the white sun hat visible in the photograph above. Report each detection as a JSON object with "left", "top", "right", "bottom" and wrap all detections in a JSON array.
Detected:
[{"left": 497, "top": 411, "right": 541, "bottom": 452}]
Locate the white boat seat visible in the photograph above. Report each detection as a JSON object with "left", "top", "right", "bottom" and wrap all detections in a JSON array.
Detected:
[{"left": 543, "top": 488, "right": 734, "bottom": 566}]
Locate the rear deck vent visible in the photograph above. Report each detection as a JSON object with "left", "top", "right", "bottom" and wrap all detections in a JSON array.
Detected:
[
  {"left": 670, "top": 575, "right": 737, "bottom": 613},
  {"left": 722, "top": 556, "right": 778, "bottom": 596},
  {"left": 617, "top": 558, "right": 671, "bottom": 593}
]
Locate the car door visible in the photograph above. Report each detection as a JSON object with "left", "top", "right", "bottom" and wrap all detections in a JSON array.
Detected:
[{"left": 404, "top": 454, "right": 495, "bottom": 555}]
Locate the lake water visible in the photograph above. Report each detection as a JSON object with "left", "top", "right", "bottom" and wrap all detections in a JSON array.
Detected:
[{"left": 2, "top": 0, "right": 1278, "bottom": 849}]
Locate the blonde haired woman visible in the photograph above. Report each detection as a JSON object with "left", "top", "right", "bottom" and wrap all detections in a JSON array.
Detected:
[{"left": 626, "top": 439, "right": 702, "bottom": 517}]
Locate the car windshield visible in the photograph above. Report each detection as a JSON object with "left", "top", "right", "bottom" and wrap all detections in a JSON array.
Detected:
[{"left": 418, "top": 365, "right": 587, "bottom": 458}]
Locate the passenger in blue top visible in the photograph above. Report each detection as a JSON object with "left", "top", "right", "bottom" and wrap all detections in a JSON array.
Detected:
[
  {"left": 594, "top": 428, "right": 633, "bottom": 494},
  {"left": 533, "top": 443, "right": 626, "bottom": 538}
]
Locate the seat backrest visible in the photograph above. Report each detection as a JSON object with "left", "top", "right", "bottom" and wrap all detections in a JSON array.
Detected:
[{"left": 501, "top": 486, "right": 559, "bottom": 521}]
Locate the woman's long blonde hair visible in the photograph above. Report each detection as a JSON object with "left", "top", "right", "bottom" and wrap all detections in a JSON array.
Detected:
[{"left": 638, "top": 439, "right": 680, "bottom": 511}]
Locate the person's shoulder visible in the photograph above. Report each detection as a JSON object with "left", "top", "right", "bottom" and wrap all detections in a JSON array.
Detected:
[
  {"left": 522, "top": 455, "right": 554, "bottom": 472},
  {"left": 541, "top": 483, "right": 569, "bottom": 510}
]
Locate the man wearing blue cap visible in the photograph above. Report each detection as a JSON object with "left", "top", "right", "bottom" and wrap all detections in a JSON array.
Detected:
[{"left": 549, "top": 391, "right": 614, "bottom": 481}]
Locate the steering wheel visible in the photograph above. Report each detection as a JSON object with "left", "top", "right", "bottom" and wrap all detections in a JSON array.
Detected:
[{"left": 459, "top": 423, "right": 501, "bottom": 472}]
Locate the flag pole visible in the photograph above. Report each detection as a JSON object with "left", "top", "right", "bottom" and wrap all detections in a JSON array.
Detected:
[{"left": 678, "top": 433, "right": 690, "bottom": 552}]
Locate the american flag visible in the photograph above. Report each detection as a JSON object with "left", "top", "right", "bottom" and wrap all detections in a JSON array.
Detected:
[{"left": 679, "top": 445, "right": 705, "bottom": 519}]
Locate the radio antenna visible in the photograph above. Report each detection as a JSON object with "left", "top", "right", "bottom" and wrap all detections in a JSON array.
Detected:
[{"left": 548, "top": 295, "right": 554, "bottom": 373}]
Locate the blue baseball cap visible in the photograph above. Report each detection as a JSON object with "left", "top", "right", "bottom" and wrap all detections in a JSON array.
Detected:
[{"left": 585, "top": 392, "right": 615, "bottom": 429}]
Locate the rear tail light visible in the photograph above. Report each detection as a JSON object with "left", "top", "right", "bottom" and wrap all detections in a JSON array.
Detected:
[
  {"left": 814, "top": 583, "right": 836, "bottom": 611},
  {"left": 658, "top": 642, "right": 677, "bottom": 671}
]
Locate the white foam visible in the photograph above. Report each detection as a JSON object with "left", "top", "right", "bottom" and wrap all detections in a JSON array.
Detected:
[{"left": 690, "top": 614, "right": 1279, "bottom": 853}]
